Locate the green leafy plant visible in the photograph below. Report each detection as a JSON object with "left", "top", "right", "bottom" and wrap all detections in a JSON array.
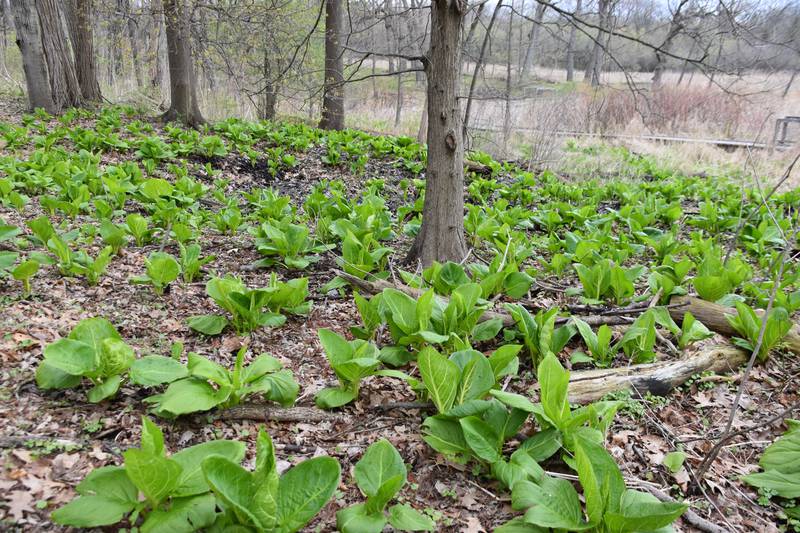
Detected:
[
  {"left": 743, "top": 420, "right": 800, "bottom": 500},
  {"left": 337, "top": 230, "right": 392, "bottom": 279},
  {"left": 125, "top": 213, "right": 153, "bottom": 246},
  {"left": 188, "top": 274, "right": 309, "bottom": 335},
  {"left": 12, "top": 259, "right": 39, "bottom": 297},
  {"left": 505, "top": 305, "right": 575, "bottom": 369},
  {"left": 314, "top": 328, "right": 405, "bottom": 409},
  {"left": 36, "top": 318, "right": 134, "bottom": 402},
  {"left": 726, "top": 302, "right": 792, "bottom": 362},
  {"left": 52, "top": 417, "right": 245, "bottom": 530},
  {"left": 178, "top": 243, "right": 214, "bottom": 283},
  {"left": 140, "top": 348, "right": 298, "bottom": 417},
  {"left": 572, "top": 318, "right": 616, "bottom": 367},
  {"left": 337, "top": 439, "right": 435, "bottom": 533},
  {"left": 505, "top": 432, "right": 687, "bottom": 532},
  {"left": 253, "top": 219, "right": 333, "bottom": 270},
  {"left": 677, "top": 311, "right": 713, "bottom": 349},
  {"left": 202, "top": 426, "right": 341, "bottom": 532},
  {"left": 131, "top": 251, "right": 181, "bottom": 295}
]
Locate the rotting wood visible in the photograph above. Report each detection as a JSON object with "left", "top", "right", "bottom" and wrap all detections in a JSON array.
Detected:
[
  {"left": 219, "top": 405, "right": 343, "bottom": 423},
  {"left": 564, "top": 344, "right": 747, "bottom": 404}
]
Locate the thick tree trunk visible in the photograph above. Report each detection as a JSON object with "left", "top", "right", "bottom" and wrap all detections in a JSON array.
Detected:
[
  {"left": 405, "top": 0, "right": 468, "bottom": 267},
  {"left": 161, "top": 0, "right": 204, "bottom": 126},
  {"left": 565, "top": 0, "right": 581, "bottom": 82},
  {"left": 65, "top": 0, "right": 102, "bottom": 102},
  {"left": 652, "top": 0, "right": 688, "bottom": 88},
  {"left": 10, "top": 0, "right": 55, "bottom": 112},
  {"left": 148, "top": 0, "right": 164, "bottom": 91},
  {"left": 319, "top": 0, "right": 344, "bottom": 130},
  {"left": 36, "top": 0, "right": 83, "bottom": 111},
  {"left": 519, "top": 2, "right": 546, "bottom": 84}
]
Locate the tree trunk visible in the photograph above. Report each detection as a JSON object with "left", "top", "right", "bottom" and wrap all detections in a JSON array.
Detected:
[
  {"left": 406, "top": 0, "right": 468, "bottom": 267},
  {"left": 463, "top": 0, "right": 503, "bottom": 139},
  {"left": 320, "top": 0, "right": 344, "bottom": 130},
  {"left": 565, "top": 0, "right": 581, "bottom": 82},
  {"left": 783, "top": 68, "right": 798, "bottom": 98},
  {"left": 652, "top": 0, "right": 688, "bottom": 88},
  {"left": 502, "top": 2, "right": 514, "bottom": 156},
  {"left": 519, "top": 2, "right": 546, "bottom": 84},
  {"left": 148, "top": 0, "right": 164, "bottom": 91},
  {"left": 36, "top": 0, "right": 83, "bottom": 111},
  {"left": 65, "top": 0, "right": 102, "bottom": 102},
  {"left": 394, "top": 64, "right": 404, "bottom": 128},
  {"left": 10, "top": 0, "right": 55, "bottom": 112},
  {"left": 122, "top": 0, "right": 144, "bottom": 89},
  {"left": 161, "top": 0, "right": 204, "bottom": 126},
  {"left": 584, "top": 0, "right": 608, "bottom": 87}
]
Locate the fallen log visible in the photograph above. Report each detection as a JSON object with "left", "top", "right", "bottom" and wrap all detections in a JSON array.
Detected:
[
  {"left": 218, "top": 406, "right": 343, "bottom": 423},
  {"left": 669, "top": 296, "right": 800, "bottom": 355},
  {"left": 564, "top": 344, "right": 747, "bottom": 404}
]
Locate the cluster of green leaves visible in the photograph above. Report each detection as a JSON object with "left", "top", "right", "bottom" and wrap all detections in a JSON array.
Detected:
[
  {"left": 36, "top": 318, "right": 134, "bottom": 402},
  {"left": 726, "top": 302, "right": 792, "bottom": 362},
  {"left": 138, "top": 347, "right": 297, "bottom": 417},
  {"left": 743, "top": 420, "right": 800, "bottom": 522},
  {"left": 337, "top": 439, "right": 435, "bottom": 532},
  {"left": 53, "top": 418, "right": 340, "bottom": 533},
  {"left": 188, "top": 274, "right": 310, "bottom": 335}
]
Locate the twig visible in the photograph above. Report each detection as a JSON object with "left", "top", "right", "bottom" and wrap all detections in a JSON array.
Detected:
[{"left": 642, "top": 485, "right": 728, "bottom": 533}]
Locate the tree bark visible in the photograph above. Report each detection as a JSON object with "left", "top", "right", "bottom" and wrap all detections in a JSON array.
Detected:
[
  {"left": 319, "top": 0, "right": 345, "bottom": 130},
  {"left": 565, "top": 0, "right": 582, "bottom": 82},
  {"left": 9, "top": 0, "right": 55, "bottom": 112},
  {"left": 36, "top": 0, "right": 83, "bottom": 111},
  {"left": 161, "top": 0, "right": 204, "bottom": 126},
  {"left": 406, "top": 0, "right": 468, "bottom": 267},
  {"left": 122, "top": 0, "right": 144, "bottom": 89},
  {"left": 65, "top": 0, "right": 102, "bottom": 102},
  {"left": 519, "top": 1, "right": 546, "bottom": 84}
]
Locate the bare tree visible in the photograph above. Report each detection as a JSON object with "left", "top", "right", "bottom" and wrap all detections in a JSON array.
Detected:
[
  {"left": 161, "top": 0, "right": 204, "bottom": 126},
  {"left": 652, "top": 0, "right": 690, "bottom": 87},
  {"left": 406, "top": 0, "right": 468, "bottom": 266},
  {"left": 65, "top": 0, "right": 102, "bottom": 102},
  {"left": 10, "top": 0, "right": 54, "bottom": 112},
  {"left": 565, "top": 0, "right": 582, "bottom": 82},
  {"left": 519, "top": 1, "right": 546, "bottom": 83},
  {"left": 584, "top": 0, "right": 612, "bottom": 87},
  {"left": 320, "top": 0, "right": 345, "bottom": 130}
]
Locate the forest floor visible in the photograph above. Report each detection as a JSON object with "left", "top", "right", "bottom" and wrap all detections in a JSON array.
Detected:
[{"left": 0, "top": 105, "right": 798, "bottom": 532}]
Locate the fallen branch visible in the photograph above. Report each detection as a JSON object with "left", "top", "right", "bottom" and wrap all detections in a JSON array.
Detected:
[
  {"left": 564, "top": 344, "right": 747, "bottom": 404},
  {"left": 669, "top": 295, "right": 800, "bottom": 355},
  {"left": 218, "top": 406, "right": 343, "bottom": 423},
  {"left": 642, "top": 485, "right": 728, "bottom": 533}
]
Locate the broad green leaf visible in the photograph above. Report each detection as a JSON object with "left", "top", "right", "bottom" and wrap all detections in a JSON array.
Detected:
[
  {"left": 276, "top": 456, "right": 341, "bottom": 533},
  {"left": 315, "top": 386, "right": 358, "bottom": 409},
  {"left": 202, "top": 456, "right": 263, "bottom": 528},
  {"left": 140, "top": 416, "right": 166, "bottom": 456},
  {"left": 140, "top": 493, "right": 218, "bottom": 533},
  {"left": 355, "top": 439, "right": 406, "bottom": 513},
  {"left": 459, "top": 416, "right": 501, "bottom": 463},
  {"left": 35, "top": 360, "right": 81, "bottom": 389},
  {"left": 388, "top": 503, "right": 436, "bottom": 531},
  {"left": 490, "top": 390, "right": 538, "bottom": 412},
  {"left": 418, "top": 347, "right": 459, "bottom": 413},
  {"left": 537, "top": 353, "right": 570, "bottom": 428},
  {"left": 604, "top": 489, "right": 687, "bottom": 532},
  {"left": 149, "top": 378, "right": 229, "bottom": 416},
  {"left": 87, "top": 375, "right": 122, "bottom": 403},
  {"left": 512, "top": 478, "right": 590, "bottom": 530},
  {"left": 172, "top": 440, "right": 246, "bottom": 497},
  {"left": 663, "top": 451, "right": 686, "bottom": 474},
  {"left": 42, "top": 338, "right": 97, "bottom": 376},
  {"left": 187, "top": 314, "right": 228, "bottom": 335},
  {"left": 51, "top": 495, "right": 135, "bottom": 527},
  {"left": 123, "top": 449, "right": 182, "bottom": 506},
  {"left": 336, "top": 503, "right": 387, "bottom": 533},
  {"left": 574, "top": 433, "right": 625, "bottom": 523},
  {"left": 130, "top": 355, "right": 189, "bottom": 386}
]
